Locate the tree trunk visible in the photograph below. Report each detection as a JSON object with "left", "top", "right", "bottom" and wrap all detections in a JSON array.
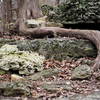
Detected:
[
  {"left": 1, "top": 0, "right": 12, "bottom": 33},
  {"left": 56, "top": 0, "right": 60, "bottom": 5},
  {"left": 18, "top": 0, "right": 43, "bottom": 33},
  {"left": 0, "top": 1, "right": 3, "bottom": 33}
]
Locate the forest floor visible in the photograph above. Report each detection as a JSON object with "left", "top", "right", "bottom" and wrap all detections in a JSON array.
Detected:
[
  {"left": 0, "top": 57, "right": 100, "bottom": 99},
  {"left": 0, "top": 35, "right": 100, "bottom": 99}
]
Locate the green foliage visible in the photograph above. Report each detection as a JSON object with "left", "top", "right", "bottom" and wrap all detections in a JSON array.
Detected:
[
  {"left": 48, "top": 0, "right": 100, "bottom": 23},
  {"left": 41, "top": 5, "right": 54, "bottom": 16}
]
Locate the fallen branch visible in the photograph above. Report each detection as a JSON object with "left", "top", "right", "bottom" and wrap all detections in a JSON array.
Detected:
[{"left": 20, "top": 27, "right": 100, "bottom": 71}]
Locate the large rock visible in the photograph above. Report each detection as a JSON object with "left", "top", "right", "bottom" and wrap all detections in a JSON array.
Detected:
[
  {"left": 69, "top": 91, "right": 100, "bottom": 100},
  {"left": 71, "top": 65, "right": 92, "bottom": 79},
  {"left": 0, "top": 44, "right": 45, "bottom": 75},
  {"left": 0, "top": 81, "right": 31, "bottom": 96},
  {"left": 25, "top": 16, "right": 63, "bottom": 28},
  {"left": 15, "top": 38, "right": 97, "bottom": 60},
  {"left": 28, "top": 68, "right": 60, "bottom": 81},
  {"left": 41, "top": 81, "right": 72, "bottom": 91},
  {"left": 0, "top": 38, "right": 97, "bottom": 61},
  {"left": 0, "top": 91, "right": 100, "bottom": 100}
]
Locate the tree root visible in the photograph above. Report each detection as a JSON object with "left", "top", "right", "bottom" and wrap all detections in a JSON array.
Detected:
[{"left": 20, "top": 27, "right": 100, "bottom": 71}]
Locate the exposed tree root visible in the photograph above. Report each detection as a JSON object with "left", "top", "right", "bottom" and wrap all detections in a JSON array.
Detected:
[{"left": 20, "top": 27, "right": 100, "bottom": 71}]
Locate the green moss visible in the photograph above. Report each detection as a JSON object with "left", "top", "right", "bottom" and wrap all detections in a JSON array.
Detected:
[{"left": 0, "top": 70, "right": 6, "bottom": 75}]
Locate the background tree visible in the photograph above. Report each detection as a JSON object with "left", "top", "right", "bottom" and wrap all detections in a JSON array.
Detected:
[
  {"left": 17, "top": 0, "right": 43, "bottom": 33},
  {"left": 1, "top": 0, "right": 12, "bottom": 33}
]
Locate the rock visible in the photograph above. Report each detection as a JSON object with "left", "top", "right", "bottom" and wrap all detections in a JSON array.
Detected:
[
  {"left": 0, "top": 44, "right": 18, "bottom": 54},
  {"left": 81, "top": 59, "right": 94, "bottom": 65},
  {"left": 11, "top": 74, "right": 24, "bottom": 81},
  {"left": 95, "top": 72, "right": 100, "bottom": 80},
  {"left": 0, "top": 38, "right": 97, "bottom": 61},
  {"left": 26, "top": 16, "right": 47, "bottom": 28},
  {"left": 26, "top": 16, "right": 63, "bottom": 28},
  {"left": 41, "top": 81, "right": 72, "bottom": 91},
  {"left": 0, "top": 81, "right": 31, "bottom": 96},
  {"left": 26, "top": 19, "right": 45, "bottom": 28},
  {"left": 69, "top": 91, "right": 100, "bottom": 100},
  {"left": 71, "top": 65, "right": 92, "bottom": 79},
  {"left": 0, "top": 97, "right": 31, "bottom": 100},
  {"left": 0, "top": 91, "right": 100, "bottom": 100},
  {"left": 28, "top": 68, "right": 60, "bottom": 81},
  {"left": 15, "top": 38, "right": 96, "bottom": 61},
  {"left": 0, "top": 44, "right": 45, "bottom": 75}
]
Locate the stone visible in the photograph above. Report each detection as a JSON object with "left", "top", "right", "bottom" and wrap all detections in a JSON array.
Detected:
[
  {"left": 95, "top": 72, "right": 100, "bottom": 80},
  {"left": 0, "top": 97, "right": 31, "bottom": 100},
  {"left": 41, "top": 81, "right": 72, "bottom": 91},
  {"left": 26, "top": 16, "right": 63, "bottom": 28},
  {"left": 0, "top": 44, "right": 45, "bottom": 75},
  {"left": 0, "top": 82, "right": 31, "bottom": 96},
  {"left": 15, "top": 38, "right": 96, "bottom": 61},
  {"left": 0, "top": 38, "right": 97, "bottom": 61},
  {"left": 0, "top": 44, "right": 18, "bottom": 54},
  {"left": 71, "top": 65, "right": 92, "bottom": 79},
  {"left": 26, "top": 18, "right": 45, "bottom": 28},
  {"left": 69, "top": 91, "right": 100, "bottom": 100},
  {"left": 11, "top": 74, "right": 24, "bottom": 81},
  {"left": 28, "top": 68, "right": 60, "bottom": 81}
]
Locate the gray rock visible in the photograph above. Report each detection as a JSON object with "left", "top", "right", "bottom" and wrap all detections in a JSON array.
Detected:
[
  {"left": 69, "top": 91, "right": 100, "bottom": 100},
  {"left": 0, "top": 38, "right": 97, "bottom": 61},
  {"left": 28, "top": 68, "right": 60, "bottom": 81},
  {"left": 10, "top": 38, "right": 96, "bottom": 61},
  {"left": 71, "top": 65, "right": 92, "bottom": 79},
  {"left": 41, "top": 81, "right": 72, "bottom": 91},
  {"left": 0, "top": 97, "right": 33, "bottom": 100},
  {"left": 0, "top": 44, "right": 45, "bottom": 75},
  {"left": 0, "top": 82, "right": 31, "bottom": 96},
  {"left": 0, "top": 91, "right": 100, "bottom": 100}
]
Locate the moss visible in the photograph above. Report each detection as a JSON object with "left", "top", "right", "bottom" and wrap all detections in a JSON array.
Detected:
[
  {"left": 0, "top": 44, "right": 45, "bottom": 75},
  {"left": 0, "top": 38, "right": 97, "bottom": 61},
  {"left": 0, "top": 70, "right": 6, "bottom": 75}
]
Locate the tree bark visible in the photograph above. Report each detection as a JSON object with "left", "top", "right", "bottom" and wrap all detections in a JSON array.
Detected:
[
  {"left": 0, "top": 1, "right": 3, "bottom": 33},
  {"left": 1, "top": 0, "right": 12, "bottom": 33},
  {"left": 18, "top": 0, "right": 43, "bottom": 33}
]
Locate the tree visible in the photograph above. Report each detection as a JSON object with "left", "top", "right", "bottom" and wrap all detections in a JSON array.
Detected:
[
  {"left": 1, "top": 0, "right": 12, "bottom": 33},
  {"left": 17, "top": 0, "right": 43, "bottom": 33}
]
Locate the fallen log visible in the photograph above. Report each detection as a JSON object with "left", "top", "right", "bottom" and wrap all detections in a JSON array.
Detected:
[{"left": 20, "top": 27, "right": 100, "bottom": 71}]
